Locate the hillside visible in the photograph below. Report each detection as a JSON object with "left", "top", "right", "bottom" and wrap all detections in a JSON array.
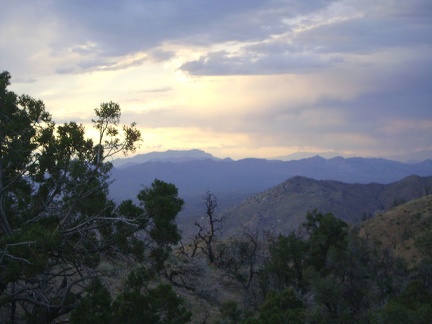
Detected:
[
  {"left": 358, "top": 194, "right": 432, "bottom": 267},
  {"left": 198, "top": 175, "right": 432, "bottom": 238}
]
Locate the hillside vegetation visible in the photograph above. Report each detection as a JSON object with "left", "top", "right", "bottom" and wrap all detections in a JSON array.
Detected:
[
  {"left": 359, "top": 194, "right": 432, "bottom": 267},
  {"left": 165, "top": 194, "right": 432, "bottom": 323},
  {"left": 170, "top": 195, "right": 432, "bottom": 323}
]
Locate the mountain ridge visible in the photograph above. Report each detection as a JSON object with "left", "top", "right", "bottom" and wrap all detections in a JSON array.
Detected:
[
  {"left": 212, "top": 175, "right": 432, "bottom": 238},
  {"left": 113, "top": 149, "right": 432, "bottom": 164},
  {"left": 113, "top": 149, "right": 220, "bottom": 168}
]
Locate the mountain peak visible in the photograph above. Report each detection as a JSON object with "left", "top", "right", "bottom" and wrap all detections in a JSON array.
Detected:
[{"left": 113, "top": 149, "right": 219, "bottom": 168}]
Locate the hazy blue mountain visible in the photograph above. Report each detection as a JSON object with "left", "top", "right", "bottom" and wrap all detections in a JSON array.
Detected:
[
  {"left": 112, "top": 149, "right": 220, "bottom": 168},
  {"left": 384, "top": 150, "right": 432, "bottom": 163},
  {"left": 275, "top": 150, "right": 432, "bottom": 163},
  {"left": 274, "top": 151, "right": 346, "bottom": 160},
  {"left": 108, "top": 151, "right": 432, "bottom": 223}
]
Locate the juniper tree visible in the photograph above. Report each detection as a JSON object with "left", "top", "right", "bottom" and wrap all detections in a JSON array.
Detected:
[{"left": 0, "top": 71, "right": 181, "bottom": 322}]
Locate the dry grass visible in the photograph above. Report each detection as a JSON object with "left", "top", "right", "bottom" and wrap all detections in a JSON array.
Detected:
[{"left": 358, "top": 194, "right": 432, "bottom": 268}]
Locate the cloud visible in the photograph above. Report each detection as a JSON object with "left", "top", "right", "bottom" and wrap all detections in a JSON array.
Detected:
[
  {"left": 3, "top": 0, "right": 430, "bottom": 77},
  {"left": 2, "top": 0, "right": 431, "bottom": 160},
  {"left": 179, "top": 49, "right": 343, "bottom": 76},
  {"left": 56, "top": 53, "right": 148, "bottom": 74},
  {"left": 3, "top": 0, "right": 338, "bottom": 77},
  {"left": 11, "top": 77, "right": 37, "bottom": 84},
  {"left": 133, "top": 87, "right": 172, "bottom": 94},
  {"left": 148, "top": 49, "right": 176, "bottom": 62},
  {"left": 7, "top": 0, "right": 430, "bottom": 78},
  {"left": 179, "top": 0, "right": 432, "bottom": 76},
  {"left": 48, "top": 1, "right": 273, "bottom": 54}
]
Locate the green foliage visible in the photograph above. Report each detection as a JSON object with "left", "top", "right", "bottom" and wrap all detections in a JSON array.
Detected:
[
  {"left": 112, "top": 281, "right": 191, "bottom": 324},
  {"left": 257, "top": 289, "right": 305, "bottom": 324},
  {"left": 0, "top": 71, "right": 190, "bottom": 323},
  {"left": 70, "top": 279, "right": 112, "bottom": 324},
  {"left": 1, "top": 223, "right": 60, "bottom": 281},
  {"left": 113, "top": 284, "right": 192, "bottom": 324},
  {"left": 113, "top": 199, "right": 148, "bottom": 260},
  {"left": 92, "top": 101, "right": 141, "bottom": 163},
  {"left": 415, "top": 224, "right": 432, "bottom": 257},
  {"left": 219, "top": 300, "right": 243, "bottom": 323},
  {"left": 138, "top": 179, "right": 184, "bottom": 247},
  {"left": 256, "top": 211, "right": 416, "bottom": 323},
  {"left": 372, "top": 280, "right": 432, "bottom": 324},
  {"left": 138, "top": 179, "right": 184, "bottom": 246},
  {"left": 265, "top": 233, "right": 307, "bottom": 290},
  {"left": 0, "top": 71, "right": 149, "bottom": 322},
  {"left": 71, "top": 279, "right": 191, "bottom": 324},
  {"left": 304, "top": 270, "right": 349, "bottom": 321},
  {"left": 303, "top": 210, "right": 348, "bottom": 272},
  {"left": 138, "top": 179, "right": 184, "bottom": 270}
]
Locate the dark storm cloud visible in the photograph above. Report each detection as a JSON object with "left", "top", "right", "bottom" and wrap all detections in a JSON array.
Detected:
[
  {"left": 44, "top": 0, "right": 338, "bottom": 71},
  {"left": 50, "top": 1, "right": 267, "bottom": 54}
]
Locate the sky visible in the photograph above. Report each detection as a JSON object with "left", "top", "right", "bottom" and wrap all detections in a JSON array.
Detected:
[{"left": 1, "top": 0, "right": 432, "bottom": 161}]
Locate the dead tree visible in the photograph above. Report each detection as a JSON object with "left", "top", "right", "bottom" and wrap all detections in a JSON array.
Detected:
[
  {"left": 194, "top": 192, "right": 224, "bottom": 263},
  {"left": 217, "top": 227, "right": 260, "bottom": 290}
]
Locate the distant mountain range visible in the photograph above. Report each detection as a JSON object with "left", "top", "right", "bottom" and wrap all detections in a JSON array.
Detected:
[
  {"left": 275, "top": 150, "right": 432, "bottom": 163},
  {"left": 109, "top": 150, "right": 432, "bottom": 231}
]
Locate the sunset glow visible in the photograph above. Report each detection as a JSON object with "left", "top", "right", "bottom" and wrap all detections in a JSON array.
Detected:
[{"left": 2, "top": 0, "right": 431, "bottom": 161}]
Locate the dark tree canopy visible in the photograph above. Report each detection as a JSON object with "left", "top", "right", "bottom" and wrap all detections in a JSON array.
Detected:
[{"left": 0, "top": 71, "right": 188, "bottom": 322}]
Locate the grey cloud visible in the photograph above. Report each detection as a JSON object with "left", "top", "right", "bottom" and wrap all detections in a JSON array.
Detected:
[
  {"left": 179, "top": 50, "right": 342, "bottom": 75},
  {"left": 11, "top": 77, "right": 37, "bottom": 84},
  {"left": 293, "top": 0, "right": 432, "bottom": 55},
  {"left": 56, "top": 55, "right": 148, "bottom": 74},
  {"left": 180, "top": 0, "right": 432, "bottom": 76},
  {"left": 148, "top": 49, "right": 175, "bottom": 62},
  {"left": 346, "top": 57, "right": 432, "bottom": 120},
  {"left": 55, "top": 67, "right": 77, "bottom": 75},
  {"left": 244, "top": 103, "right": 432, "bottom": 156},
  {"left": 245, "top": 41, "right": 301, "bottom": 55},
  {"left": 296, "top": 16, "right": 432, "bottom": 55},
  {"left": 47, "top": 0, "right": 336, "bottom": 58},
  {"left": 71, "top": 44, "right": 101, "bottom": 56},
  {"left": 3, "top": 0, "right": 430, "bottom": 78},
  {"left": 389, "top": 0, "right": 432, "bottom": 19},
  {"left": 50, "top": 1, "right": 268, "bottom": 55}
]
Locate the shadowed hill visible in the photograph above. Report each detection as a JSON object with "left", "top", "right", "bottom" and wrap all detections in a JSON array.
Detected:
[{"left": 211, "top": 175, "right": 432, "bottom": 238}]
